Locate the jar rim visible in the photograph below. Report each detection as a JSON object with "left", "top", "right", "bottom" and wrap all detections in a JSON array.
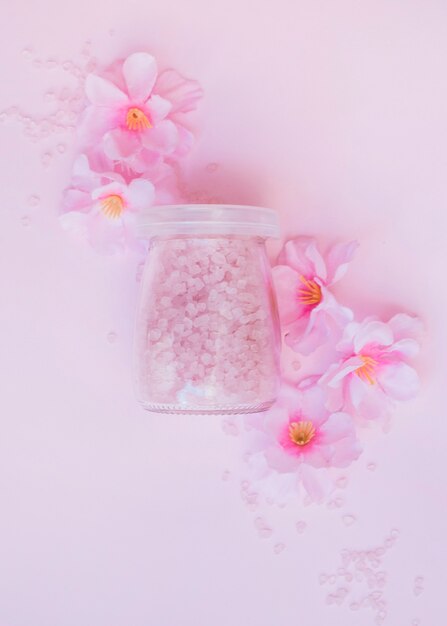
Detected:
[{"left": 137, "top": 204, "right": 280, "bottom": 238}]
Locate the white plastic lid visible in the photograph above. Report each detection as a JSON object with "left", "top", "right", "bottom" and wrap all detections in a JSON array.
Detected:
[{"left": 137, "top": 204, "right": 280, "bottom": 239}]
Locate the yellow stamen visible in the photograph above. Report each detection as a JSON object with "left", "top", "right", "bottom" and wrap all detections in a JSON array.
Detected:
[
  {"left": 126, "top": 107, "right": 152, "bottom": 131},
  {"left": 100, "top": 194, "right": 124, "bottom": 219},
  {"left": 298, "top": 275, "right": 322, "bottom": 306},
  {"left": 289, "top": 420, "right": 316, "bottom": 446},
  {"left": 356, "top": 355, "right": 377, "bottom": 385}
]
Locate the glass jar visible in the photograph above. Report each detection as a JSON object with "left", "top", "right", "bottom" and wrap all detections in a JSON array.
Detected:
[{"left": 134, "top": 204, "right": 281, "bottom": 414}]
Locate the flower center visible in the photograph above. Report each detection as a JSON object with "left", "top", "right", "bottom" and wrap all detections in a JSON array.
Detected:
[
  {"left": 100, "top": 194, "right": 124, "bottom": 219},
  {"left": 298, "top": 275, "right": 322, "bottom": 306},
  {"left": 126, "top": 107, "right": 152, "bottom": 131},
  {"left": 289, "top": 420, "right": 316, "bottom": 446},
  {"left": 356, "top": 355, "right": 377, "bottom": 385}
]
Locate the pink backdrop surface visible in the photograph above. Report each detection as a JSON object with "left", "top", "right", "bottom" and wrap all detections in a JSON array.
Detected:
[{"left": 0, "top": 1, "right": 446, "bottom": 625}]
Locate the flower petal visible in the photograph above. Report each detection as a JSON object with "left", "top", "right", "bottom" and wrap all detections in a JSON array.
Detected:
[
  {"left": 300, "top": 465, "right": 330, "bottom": 503},
  {"left": 388, "top": 313, "right": 423, "bottom": 341},
  {"left": 124, "top": 178, "right": 155, "bottom": 211},
  {"left": 284, "top": 315, "right": 321, "bottom": 355},
  {"left": 272, "top": 265, "right": 305, "bottom": 326},
  {"left": 353, "top": 320, "right": 394, "bottom": 353},
  {"left": 349, "top": 375, "right": 391, "bottom": 420},
  {"left": 171, "top": 124, "right": 194, "bottom": 158},
  {"left": 77, "top": 105, "right": 120, "bottom": 146},
  {"left": 326, "top": 240, "right": 358, "bottom": 284},
  {"left": 377, "top": 362, "right": 420, "bottom": 401},
  {"left": 102, "top": 128, "right": 142, "bottom": 160},
  {"left": 297, "top": 384, "right": 329, "bottom": 425},
  {"left": 264, "top": 446, "right": 300, "bottom": 473},
  {"left": 141, "top": 119, "right": 178, "bottom": 153},
  {"left": 86, "top": 212, "right": 126, "bottom": 254},
  {"left": 85, "top": 74, "right": 128, "bottom": 106},
  {"left": 147, "top": 94, "right": 172, "bottom": 124},
  {"left": 91, "top": 181, "right": 127, "bottom": 201},
  {"left": 278, "top": 237, "right": 326, "bottom": 280},
  {"left": 330, "top": 437, "right": 362, "bottom": 468},
  {"left": 320, "top": 356, "right": 364, "bottom": 388},
  {"left": 318, "top": 412, "right": 356, "bottom": 444},
  {"left": 61, "top": 188, "right": 92, "bottom": 213},
  {"left": 298, "top": 444, "right": 330, "bottom": 469},
  {"left": 287, "top": 296, "right": 351, "bottom": 356},
  {"left": 123, "top": 52, "right": 157, "bottom": 102},
  {"left": 389, "top": 338, "right": 420, "bottom": 359},
  {"left": 155, "top": 68, "right": 203, "bottom": 114}
]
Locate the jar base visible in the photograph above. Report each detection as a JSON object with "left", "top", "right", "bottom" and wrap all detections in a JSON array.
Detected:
[{"left": 138, "top": 399, "right": 276, "bottom": 415}]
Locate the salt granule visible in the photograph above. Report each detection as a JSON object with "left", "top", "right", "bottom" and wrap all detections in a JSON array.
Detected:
[{"left": 136, "top": 237, "right": 278, "bottom": 411}]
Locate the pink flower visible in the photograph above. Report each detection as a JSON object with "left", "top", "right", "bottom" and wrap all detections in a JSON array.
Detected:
[
  {"left": 255, "top": 383, "right": 361, "bottom": 474},
  {"left": 272, "top": 237, "right": 357, "bottom": 355},
  {"left": 60, "top": 154, "right": 154, "bottom": 253},
  {"left": 79, "top": 52, "right": 202, "bottom": 171},
  {"left": 320, "top": 314, "right": 421, "bottom": 421}
]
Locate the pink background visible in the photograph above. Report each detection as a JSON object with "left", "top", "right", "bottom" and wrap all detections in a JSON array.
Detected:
[{"left": 0, "top": 1, "right": 446, "bottom": 624}]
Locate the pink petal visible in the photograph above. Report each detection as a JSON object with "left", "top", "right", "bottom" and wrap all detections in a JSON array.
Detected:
[
  {"left": 263, "top": 406, "right": 290, "bottom": 440},
  {"left": 102, "top": 128, "right": 142, "bottom": 160},
  {"left": 77, "top": 105, "right": 120, "bottom": 145},
  {"left": 91, "top": 181, "right": 127, "bottom": 201},
  {"left": 284, "top": 315, "right": 319, "bottom": 354},
  {"left": 72, "top": 154, "right": 92, "bottom": 178},
  {"left": 61, "top": 188, "right": 91, "bottom": 213},
  {"left": 299, "top": 444, "right": 330, "bottom": 469},
  {"left": 155, "top": 68, "right": 203, "bottom": 114},
  {"left": 377, "top": 362, "right": 420, "bottom": 401},
  {"left": 85, "top": 74, "right": 128, "bottom": 106},
  {"left": 319, "top": 288, "right": 354, "bottom": 326},
  {"left": 147, "top": 94, "right": 172, "bottom": 124},
  {"left": 277, "top": 382, "right": 301, "bottom": 409},
  {"left": 278, "top": 237, "right": 326, "bottom": 280},
  {"left": 349, "top": 375, "right": 391, "bottom": 420},
  {"left": 70, "top": 154, "right": 103, "bottom": 191},
  {"left": 336, "top": 320, "right": 362, "bottom": 353},
  {"left": 300, "top": 465, "right": 330, "bottom": 503},
  {"left": 288, "top": 297, "right": 351, "bottom": 356},
  {"left": 320, "top": 356, "right": 364, "bottom": 388},
  {"left": 323, "top": 381, "right": 347, "bottom": 413},
  {"left": 388, "top": 313, "right": 423, "bottom": 341},
  {"left": 124, "top": 178, "right": 155, "bottom": 211},
  {"left": 264, "top": 446, "right": 300, "bottom": 473},
  {"left": 286, "top": 314, "right": 326, "bottom": 355},
  {"left": 86, "top": 212, "right": 126, "bottom": 254},
  {"left": 330, "top": 437, "right": 362, "bottom": 468},
  {"left": 353, "top": 320, "right": 394, "bottom": 353},
  {"left": 122, "top": 52, "right": 157, "bottom": 102},
  {"left": 272, "top": 265, "right": 305, "bottom": 326},
  {"left": 171, "top": 124, "right": 194, "bottom": 158},
  {"left": 297, "top": 385, "right": 329, "bottom": 425},
  {"left": 326, "top": 240, "right": 358, "bottom": 284},
  {"left": 389, "top": 338, "right": 420, "bottom": 359},
  {"left": 142, "top": 119, "right": 178, "bottom": 154},
  {"left": 83, "top": 146, "right": 116, "bottom": 175},
  {"left": 318, "top": 412, "right": 356, "bottom": 444},
  {"left": 121, "top": 212, "right": 144, "bottom": 253},
  {"left": 305, "top": 240, "right": 327, "bottom": 281}
]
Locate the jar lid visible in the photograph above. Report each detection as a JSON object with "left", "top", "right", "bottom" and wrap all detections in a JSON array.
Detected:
[{"left": 137, "top": 204, "right": 280, "bottom": 238}]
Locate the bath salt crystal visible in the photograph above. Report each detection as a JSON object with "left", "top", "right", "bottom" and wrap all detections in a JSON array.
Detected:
[
  {"left": 211, "top": 252, "right": 226, "bottom": 265},
  {"left": 136, "top": 237, "right": 278, "bottom": 410},
  {"left": 149, "top": 329, "right": 162, "bottom": 341}
]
